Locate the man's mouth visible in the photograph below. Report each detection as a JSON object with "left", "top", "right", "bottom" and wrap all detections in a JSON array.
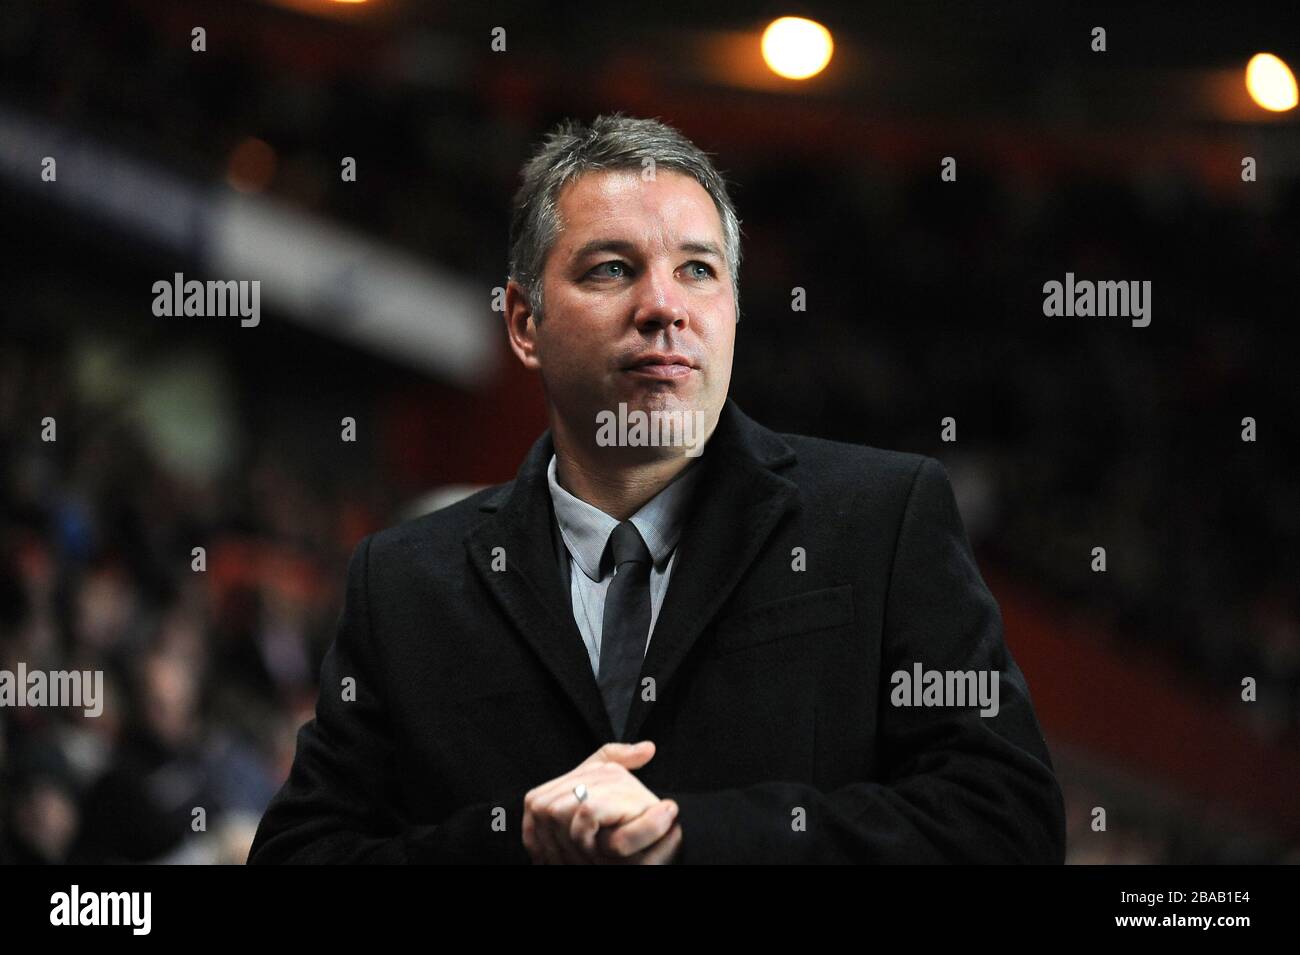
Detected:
[{"left": 624, "top": 353, "right": 697, "bottom": 379}]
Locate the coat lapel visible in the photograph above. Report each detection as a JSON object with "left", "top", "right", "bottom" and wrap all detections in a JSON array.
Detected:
[
  {"left": 465, "top": 397, "right": 799, "bottom": 745},
  {"left": 622, "top": 399, "right": 799, "bottom": 741},
  {"left": 465, "top": 429, "right": 615, "bottom": 743}
]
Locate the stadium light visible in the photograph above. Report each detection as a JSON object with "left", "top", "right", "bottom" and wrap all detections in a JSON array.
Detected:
[
  {"left": 1245, "top": 53, "right": 1298, "bottom": 112},
  {"left": 761, "top": 17, "right": 833, "bottom": 80}
]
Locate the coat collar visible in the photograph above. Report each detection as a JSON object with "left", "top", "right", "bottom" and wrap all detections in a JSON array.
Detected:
[{"left": 465, "top": 397, "right": 800, "bottom": 744}]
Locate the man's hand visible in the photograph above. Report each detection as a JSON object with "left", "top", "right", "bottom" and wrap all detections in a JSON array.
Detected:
[
  {"left": 595, "top": 814, "right": 682, "bottom": 865},
  {"left": 522, "top": 741, "right": 681, "bottom": 864}
]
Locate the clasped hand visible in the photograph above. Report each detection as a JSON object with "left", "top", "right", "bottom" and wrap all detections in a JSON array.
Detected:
[{"left": 522, "top": 741, "right": 681, "bottom": 864}]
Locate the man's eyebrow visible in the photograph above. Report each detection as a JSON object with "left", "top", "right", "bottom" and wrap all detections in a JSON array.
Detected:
[
  {"left": 679, "top": 240, "right": 724, "bottom": 258},
  {"left": 569, "top": 238, "right": 725, "bottom": 260},
  {"left": 570, "top": 239, "right": 637, "bottom": 261}
]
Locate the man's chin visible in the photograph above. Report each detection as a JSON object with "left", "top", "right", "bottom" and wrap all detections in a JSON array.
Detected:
[
  {"left": 591, "top": 392, "right": 714, "bottom": 459},
  {"left": 613, "top": 375, "right": 703, "bottom": 410}
]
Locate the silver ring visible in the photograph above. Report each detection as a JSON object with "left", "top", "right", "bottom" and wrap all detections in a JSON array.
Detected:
[{"left": 573, "top": 783, "right": 588, "bottom": 803}]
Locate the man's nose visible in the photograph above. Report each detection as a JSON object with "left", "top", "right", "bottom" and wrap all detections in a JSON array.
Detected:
[{"left": 631, "top": 263, "right": 690, "bottom": 331}]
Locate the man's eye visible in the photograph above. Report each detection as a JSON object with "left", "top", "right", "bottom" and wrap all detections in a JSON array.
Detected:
[
  {"left": 589, "top": 261, "right": 629, "bottom": 279},
  {"left": 685, "top": 261, "right": 716, "bottom": 280}
]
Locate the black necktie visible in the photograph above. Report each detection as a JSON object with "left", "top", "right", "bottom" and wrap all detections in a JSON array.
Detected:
[{"left": 598, "top": 520, "right": 653, "bottom": 741}]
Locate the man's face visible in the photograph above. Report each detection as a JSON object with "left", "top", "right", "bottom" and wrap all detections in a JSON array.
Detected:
[{"left": 509, "top": 168, "right": 736, "bottom": 456}]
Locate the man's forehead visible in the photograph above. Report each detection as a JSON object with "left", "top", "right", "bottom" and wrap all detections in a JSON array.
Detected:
[{"left": 554, "top": 168, "right": 722, "bottom": 246}]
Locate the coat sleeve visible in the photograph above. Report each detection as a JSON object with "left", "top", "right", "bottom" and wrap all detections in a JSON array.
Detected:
[
  {"left": 658, "top": 456, "right": 1067, "bottom": 864},
  {"left": 247, "top": 534, "right": 531, "bottom": 864}
]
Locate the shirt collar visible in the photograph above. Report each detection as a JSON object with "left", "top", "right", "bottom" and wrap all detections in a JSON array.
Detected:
[{"left": 547, "top": 452, "right": 704, "bottom": 582}]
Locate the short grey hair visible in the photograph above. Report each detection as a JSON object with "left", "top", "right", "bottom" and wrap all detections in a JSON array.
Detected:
[{"left": 508, "top": 113, "right": 742, "bottom": 323}]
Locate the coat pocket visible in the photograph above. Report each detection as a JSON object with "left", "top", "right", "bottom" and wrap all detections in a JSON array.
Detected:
[{"left": 711, "top": 583, "right": 854, "bottom": 655}]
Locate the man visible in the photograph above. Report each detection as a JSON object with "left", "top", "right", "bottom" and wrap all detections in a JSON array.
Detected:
[{"left": 248, "top": 114, "right": 1066, "bottom": 864}]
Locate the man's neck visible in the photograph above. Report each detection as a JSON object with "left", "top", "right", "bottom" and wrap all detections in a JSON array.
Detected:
[{"left": 552, "top": 448, "right": 697, "bottom": 522}]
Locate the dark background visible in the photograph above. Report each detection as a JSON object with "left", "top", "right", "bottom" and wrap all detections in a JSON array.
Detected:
[{"left": 1, "top": 0, "right": 1297, "bottom": 863}]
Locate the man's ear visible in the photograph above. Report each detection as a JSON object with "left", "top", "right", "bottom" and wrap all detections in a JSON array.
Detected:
[{"left": 503, "top": 279, "right": 541, "bottom": 371}]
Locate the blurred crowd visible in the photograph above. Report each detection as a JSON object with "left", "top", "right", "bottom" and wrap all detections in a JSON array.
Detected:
[{"left": 0, "top": 337, "right": 389, "bottom": 863}]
